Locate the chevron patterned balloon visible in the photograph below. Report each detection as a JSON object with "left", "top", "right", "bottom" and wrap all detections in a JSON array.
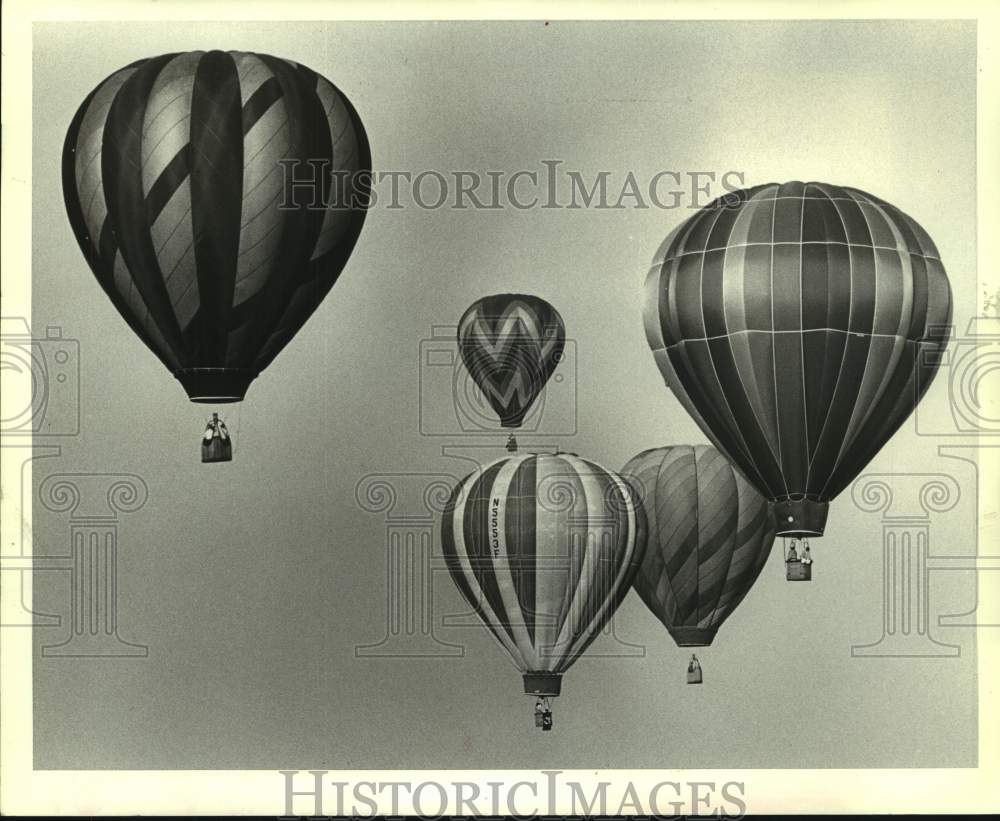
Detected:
[
  {"left": 62, "top": 50, "right": 370, "bottom": 404},
  {"left": 622, "top": 445, "right": 775, "bottom": 647},
  {"left": 457, "top": 294, "right": 565, "bottom": 430}
]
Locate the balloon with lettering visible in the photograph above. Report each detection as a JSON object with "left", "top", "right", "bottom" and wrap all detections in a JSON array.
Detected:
[
  {"left": 441, "top": 452, "right": 645, "bottom": 729},
  {"left": 643, "top": 182, "right": 951, "bottom": 537},
  {"left": 62, "top": 50, "right": 371, "bottom": 460}
]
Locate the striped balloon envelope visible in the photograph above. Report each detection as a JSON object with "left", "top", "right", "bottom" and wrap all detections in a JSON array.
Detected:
[
  {"left": 441, "top": 452, "right": 645, "bottom": 728},
  {"left": 457, "top": 294, "right": 565, "bottom": 437},
  {"left": 621, "top": 445, "right": 775, "bottom": 652},
  {"left": 643, "top": 182, "right": 951, "bottom": 538},
  {"left": 62, "top": 50, "right": 370, "bottom": 411}
]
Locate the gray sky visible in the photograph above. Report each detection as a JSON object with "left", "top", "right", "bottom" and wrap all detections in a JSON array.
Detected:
[{"left": 32, "top": 19, "right": 978, "bottom": 769}]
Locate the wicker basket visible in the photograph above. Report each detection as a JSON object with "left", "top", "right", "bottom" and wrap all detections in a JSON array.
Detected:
[
  {"left": 202, "top": 436, "right": 232, "bottom": 464},
  {"left": 786, "top": 560, "right": 812, "bottom": 581}
]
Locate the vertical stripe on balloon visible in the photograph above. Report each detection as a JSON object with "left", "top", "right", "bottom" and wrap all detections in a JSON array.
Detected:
[
  {"left": 441, "top": 454, "right": 644, "bottom": 678},
  {"left": 188, "top": 50, "right": 244, "bottom": 364},
  {"left": 62, "top": 50, "right": 371, "bottom": 398},
  {"left": 102, "top": 54, "right": 189, "bottom": 362},
  {"left": 643, "top": 182, "right": 952, "bottom": 508}
]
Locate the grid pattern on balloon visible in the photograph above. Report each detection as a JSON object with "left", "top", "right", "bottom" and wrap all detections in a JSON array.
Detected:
[{"left": 643, "top": 181, "right": 952, "bottom": 506}]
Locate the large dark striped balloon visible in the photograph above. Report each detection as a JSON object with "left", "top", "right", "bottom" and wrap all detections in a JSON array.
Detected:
[
  {"left": 622, "top": 445, "right": 775, "bottom": 647},
  {"left": 62, "top": 51, "right": 371, "bottom": 403},
  {"left": 458, "top": 294, "right": 565, "bottom": 429},
  {"left": 644, "top": 182, "right": 951, "bottom": 537},
  {"left": 441, "top": 453, "right": 645, "bottom": 706}
]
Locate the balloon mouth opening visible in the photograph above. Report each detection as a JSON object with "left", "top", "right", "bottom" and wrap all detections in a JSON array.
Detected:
[
  {"left": 668, "top": 626, "right": 717, "bottom": 647},
  {"left": 177, "top": 368, "right": 255, "bottom": 403},
  {"left": 523, "top": 672, "right": 561, "bottom": 697},
  {"left": 773, "top": 498, "right": 829, "bottom": 538}
]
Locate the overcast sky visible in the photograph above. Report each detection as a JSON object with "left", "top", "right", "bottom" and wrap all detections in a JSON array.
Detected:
[{"left": 32, "top": 18, "right": 978, "bottom": 769}]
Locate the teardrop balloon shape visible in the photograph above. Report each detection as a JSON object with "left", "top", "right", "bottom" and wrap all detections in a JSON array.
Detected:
[
  {"left": 622, "top": 445, "right": 775, "bottom": 648},
  {"left": 62, "top": 50, "right": 371, "bottom": 414},
  {"left": 441, "top": 452, "right": 645, "bottom": 729},
  {"left": 457, "top": 294, "right": 566, "bottom": 431},
  {"left": 643, "top": 182, "right": 952, "bottom": 537}
]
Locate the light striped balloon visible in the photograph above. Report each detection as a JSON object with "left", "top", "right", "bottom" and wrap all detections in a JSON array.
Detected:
[
  {"left": 622, "top": 445, "right": 775, "bottom": 647},
  {"left": 644, "top": 181, "right": 951, "bottom": 537},
  {"left": 441, "top": 453, "right": 645, "bottom": 700},
  {"left": 62, "top": 50, "right": 370, "bottom": 403}
]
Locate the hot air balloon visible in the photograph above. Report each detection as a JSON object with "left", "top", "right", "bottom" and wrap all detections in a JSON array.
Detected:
[
  {"left": 457, "top": 294, "right": 565, "bottom": 452},
  {"left": 62, "top": 50, "right": 371, "bottom": 462},
  {"left": 643, "top": 182, "right": 951, "bottom": 556},
  {"left": 441, "top": 452, "right": 645, "bottom": 729},
  {"left": 621, "top": 445, "right": 775, "bottom": 682}
]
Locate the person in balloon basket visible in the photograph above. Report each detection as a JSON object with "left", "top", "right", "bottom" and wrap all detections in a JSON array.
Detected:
[
  {"left": 687, "top": 654, "right": 703, "bottom": 685},
  {"left": 785, "top": 539, "right": 813, "bottom": 581},
  {"left": 534, "top": 697, "right": 553, "bottom": 731},
  {"left": 201, "top": 413, "right": 232, "bottom": 464}
]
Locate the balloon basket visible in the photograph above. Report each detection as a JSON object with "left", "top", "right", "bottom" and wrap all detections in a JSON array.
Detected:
[
  {"left": 533, "top": 697, "right": 554, "bottom": 732},
  {"left": 506, "top": 433, "right": 518, "bottom": 452},
  {"left": 686, "top": 655, "right": 703, "bottom": 685},
  {"left": 786, "top": 561, "right": 812, "bottom": 581},
  {"left": 525, "top": 673, "right": 559, "bottom": 732},
  {"left": 202, "top": 440, "right": 232, "bottom": 463},
  {"left": 201, "top": 413, "right": 233, "bottom": 464},
  {"left": 784, "top": 538, "right": 813, "bottom": 581}
]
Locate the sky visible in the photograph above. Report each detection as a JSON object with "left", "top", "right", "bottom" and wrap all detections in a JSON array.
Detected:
[{"left": 30, "top": 18, "right": 980, "bottom": 769}]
